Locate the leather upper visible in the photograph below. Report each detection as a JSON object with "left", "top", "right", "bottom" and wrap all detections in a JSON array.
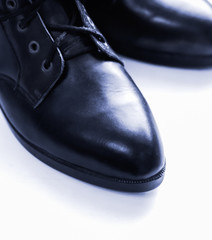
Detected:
[
  {"left": 0, "top": 0, "right": 165, "bottom": 181},
  {"left": 86, "top": 0, "right": 212, "bottom": 57}
]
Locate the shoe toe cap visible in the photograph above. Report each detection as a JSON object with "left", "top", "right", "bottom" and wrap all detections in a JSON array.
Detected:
[{"left": 102, "top": 119, "right": 165, "bottom": 181}]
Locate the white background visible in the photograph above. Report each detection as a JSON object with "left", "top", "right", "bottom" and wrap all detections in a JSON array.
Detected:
[{"left": 0, "top": 57, "right": 212, "bottom": 240}]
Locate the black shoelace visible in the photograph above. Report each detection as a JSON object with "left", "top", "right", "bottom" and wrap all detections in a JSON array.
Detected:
[{"left": 0, "top": 0, "right": 106, "bottom": 68}]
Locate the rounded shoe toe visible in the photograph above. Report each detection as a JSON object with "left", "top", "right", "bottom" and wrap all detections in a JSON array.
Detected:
[
  {"left": 46, "top": 59, "right": 166, "bottom": 191},
  {"left": 86, "top": 0, "right": 212, "bottom": 67},
  {"left": 102, "top": 115, "right": 165, "bottom": 183}
]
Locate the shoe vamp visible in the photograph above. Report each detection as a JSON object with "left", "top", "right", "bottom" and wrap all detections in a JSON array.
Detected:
[{"left": 8, "top": 54, "right": 161, "bottom": 177}]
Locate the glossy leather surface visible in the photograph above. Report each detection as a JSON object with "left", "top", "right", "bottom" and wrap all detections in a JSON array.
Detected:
[
  {"left": 86, "top": 0, "right": 212, "bottom": 67},
  {"left": 0, "top": 0, "right": 165, "bottom": 191}
]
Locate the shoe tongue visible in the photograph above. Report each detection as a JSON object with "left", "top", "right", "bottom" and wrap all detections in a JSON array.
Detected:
[
  {"left": 38, "top": 0, "right": 95, "bottom": 59},
  {"left": 39, "top": 0, "right": 70, "bottom": 26}
]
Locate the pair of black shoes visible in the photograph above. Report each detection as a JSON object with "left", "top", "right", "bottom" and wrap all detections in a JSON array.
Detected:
[{"left": 1, "top": 0, "right": 208, "bottom": 192}]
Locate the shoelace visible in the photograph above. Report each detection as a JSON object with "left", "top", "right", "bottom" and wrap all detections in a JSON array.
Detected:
[{"left": 0, "top": 0, "right": 106, "bottom": 68}]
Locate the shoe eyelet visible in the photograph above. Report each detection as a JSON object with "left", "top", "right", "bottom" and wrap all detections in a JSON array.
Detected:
[
  {"left": 41, "top": 60, "right": 53, "bottom": 72},
  {"left": 17, "top": 21, "right": 27, "bottom": 32},
  {"left": 6, "top": 0, "right": 17, "bottom": 10},
  {"left": 29, "top": 41, "right": 40, "bottom": 54}
]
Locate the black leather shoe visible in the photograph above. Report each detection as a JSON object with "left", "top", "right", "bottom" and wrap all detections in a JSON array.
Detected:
[
  {"left": 86, "top": 0, "right": 212, "bottom": 68},
  {"left": 0, "top": 0, "right": 165, "bottom": 192}
]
